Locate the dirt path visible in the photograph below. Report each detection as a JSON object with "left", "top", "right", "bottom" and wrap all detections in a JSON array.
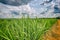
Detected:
[{"left": 43, "top": 19, "right": 60, "bottom": 40}]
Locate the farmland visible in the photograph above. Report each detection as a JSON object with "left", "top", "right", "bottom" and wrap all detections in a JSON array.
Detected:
[{"left": 0, "top": 18, "right": 57, "bottom": 40}]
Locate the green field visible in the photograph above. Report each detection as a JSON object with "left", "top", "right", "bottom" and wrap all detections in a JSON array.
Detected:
[{"left": 0, "top": 18, "right": 57, "bottom": 40}]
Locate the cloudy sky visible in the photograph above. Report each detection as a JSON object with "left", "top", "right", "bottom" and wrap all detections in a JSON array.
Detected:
[{"left": 0, "top": 0, "right": 60, "bottom": 18}]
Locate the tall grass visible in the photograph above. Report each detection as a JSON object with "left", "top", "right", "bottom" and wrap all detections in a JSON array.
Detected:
[{"left": 0, "top": 18, "right": 57, "bottom": 40}]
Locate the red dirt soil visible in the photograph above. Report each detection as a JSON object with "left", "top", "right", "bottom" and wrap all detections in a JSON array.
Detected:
[{"left": 43, "top": 19, "right": 60, "bottom": 40}]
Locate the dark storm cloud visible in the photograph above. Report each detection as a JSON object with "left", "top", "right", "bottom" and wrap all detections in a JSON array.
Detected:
[
  {"left": 45, "top": 0, "right": 52, "bottom": 3},
  {"left": 11, "top": 11, "right": 19, "bottom": 15},
  {"left": 54, "top": 5, "right": 60, "bottom": 13},
  {"left": 40, "top": 0, "right": 53, "bottom": 5},
  {"left": 0, "top": 0, "right": 32, "bottom": 6}
]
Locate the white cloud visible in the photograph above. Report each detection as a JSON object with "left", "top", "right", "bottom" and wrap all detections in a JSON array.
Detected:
[
  {"left": 0, "top": 3, "right": 36, "bottom": 18},
  {"left": 0, "top": 0, "right": 60, "bottom": 18}
]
